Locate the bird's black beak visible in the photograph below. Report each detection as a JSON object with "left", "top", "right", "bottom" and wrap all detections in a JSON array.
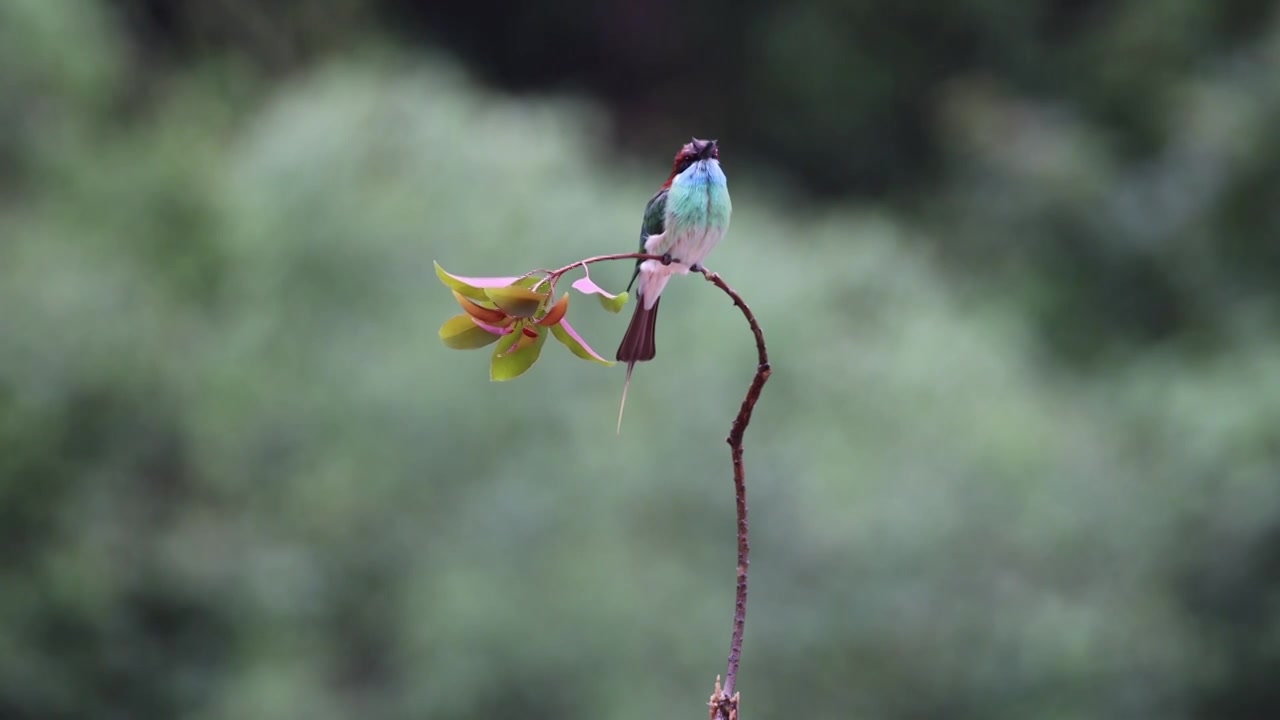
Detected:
[{"left": 695, "top": 138, "right": 718, "bottom": 160}]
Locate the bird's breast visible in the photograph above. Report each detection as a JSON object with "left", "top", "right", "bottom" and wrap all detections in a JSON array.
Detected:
[
  {"left": 662, "top": 177, "right": 730, "bottom": 267},
  {"left": 666, "top": 176, "right": 731, "bottom": 232}
]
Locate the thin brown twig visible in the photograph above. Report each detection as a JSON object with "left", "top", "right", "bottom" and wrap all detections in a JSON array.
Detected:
[
  {"left": 699, "top": 267, "right": 770, "bottom": 720},
  {"left": 545, "top": 252, "right": 667, "bottom": 280},
  {"left": 537, "top": 253, "right": 771, "bottom": 720},
  {"left": 527, "top": 252, "right": 667, "bottom": 295}
]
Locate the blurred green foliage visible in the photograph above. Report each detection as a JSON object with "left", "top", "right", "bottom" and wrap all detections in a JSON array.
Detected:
[
  {"left": 102, "top": 0, "right": 1280, "bottom": 362},
  {"left": 4, "top": 1, "right": 1280, "bottom": 719}
]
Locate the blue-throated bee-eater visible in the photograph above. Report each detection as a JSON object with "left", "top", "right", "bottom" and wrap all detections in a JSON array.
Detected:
[{"left": 615, "top": 138, "right": 731, "bottom": 429}]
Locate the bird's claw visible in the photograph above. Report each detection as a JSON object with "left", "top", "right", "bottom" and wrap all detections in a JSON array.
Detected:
[
  {"left": 661, "top": 253, "right": 673, "bottom": 265},
  {"left": 690, "top": 263, "right": 703, "bottom": 272}
]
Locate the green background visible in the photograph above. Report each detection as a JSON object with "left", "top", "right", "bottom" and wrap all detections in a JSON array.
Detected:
[{"left": 3, "top": 1, "right": 1280, "bottom": 718}]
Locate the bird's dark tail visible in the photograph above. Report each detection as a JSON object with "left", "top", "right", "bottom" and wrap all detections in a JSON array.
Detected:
[
  {"left": 616, "top": 297, "right": 660, "bottom": 364},
  {"left": 615, "top": 297, "right": 660, "bottom": 433}
]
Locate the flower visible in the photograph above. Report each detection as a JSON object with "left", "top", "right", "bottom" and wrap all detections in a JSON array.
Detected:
[{"left": 435, "top": 262, "right": 614, "bottom": 381}]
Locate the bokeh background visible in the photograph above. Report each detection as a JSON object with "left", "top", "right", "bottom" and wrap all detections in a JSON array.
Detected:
[{"left": 4, "top": 0, "right": 1280, "bottom": 718}]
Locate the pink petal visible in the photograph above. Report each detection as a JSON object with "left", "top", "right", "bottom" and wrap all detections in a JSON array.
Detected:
[
  {"left": 472, "top": 318, "right": 516, "bottom": 335},
  {"left": 557, "top": 319, "right": 609, "bottom": 362},
  {"left": 451, "top": 274, "right": 523, "bottom": 288},
  {"left": 571, "top": 277, "right": 622, "bottom": 299}
]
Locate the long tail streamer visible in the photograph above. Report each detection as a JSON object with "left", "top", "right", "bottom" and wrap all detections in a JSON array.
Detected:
[{"left": 616, "top": 361, "right": 635, "bottom": 435}]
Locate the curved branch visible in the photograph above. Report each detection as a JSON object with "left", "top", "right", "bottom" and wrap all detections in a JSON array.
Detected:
[
  {"left": 699, "top": 268, "right": 770, "bottom": 720},
  {"left": 524, "top": 252, "right": 668, "bottom": 295},
  {"left": 531, "top": 253, "right": 771, "bottom": 720},
  {"left": 546, "top": 252, "right": 668, "bottom": 281}
]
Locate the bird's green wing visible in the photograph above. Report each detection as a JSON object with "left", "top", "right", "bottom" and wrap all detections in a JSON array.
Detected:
[{"left": 627, "top": 188, "right": 668, "bottom": 292}]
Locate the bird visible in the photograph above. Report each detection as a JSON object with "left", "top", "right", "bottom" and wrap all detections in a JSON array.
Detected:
[{"left": 615, "top": 137, "right": 732, "bottom": 431}]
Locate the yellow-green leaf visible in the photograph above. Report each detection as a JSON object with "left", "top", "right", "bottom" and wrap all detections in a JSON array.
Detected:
[
  {"left": 484, "top": 285, "right": 548, "bottom": 318},
  {"left": 515, "top": 275, "right": 546, "bottom": 290},
  {"left": 439, "top": 314, "right": 504, "bottom": 350},
  {"left": 434, "top": 261, "right": 521, "bottom": 302},
  {"left": 453, "top": 291, "right": 511, "bottom": 324},
  {"left": 599, "top": 290, "right": 628, "bottom": 313},
  {"left": 490, "top": 326, "right": 548, "bottom": 381},
  {"left": 550, "top": 320, "right": 613, "bottom": 365}
]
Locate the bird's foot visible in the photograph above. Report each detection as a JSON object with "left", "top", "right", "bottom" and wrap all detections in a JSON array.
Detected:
[
  {"left": 690, "top": 262, "right": 703, "bottom": 273},
  {"left": 660, "top": 253, "right": 674, "bottom": 265}
]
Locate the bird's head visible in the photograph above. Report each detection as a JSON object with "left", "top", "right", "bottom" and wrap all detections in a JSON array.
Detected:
[{"left": 664, "top": 138, "right": 719, "bottom": 186}]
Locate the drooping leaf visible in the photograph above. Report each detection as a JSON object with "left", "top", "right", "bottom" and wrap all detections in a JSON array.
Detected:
[
  {"left": 453, "top": 290, "right": 512, "bottom": 325},
  {"left": 490, "top": 325, "right": 548, "bottom": 381},
  {"left": 602, "top": 290, "right": 628, "bottom": 313},
  {"left": 435, "top": 261, "right": 521, "bottom": 302},
  {"left": 551, "top": 319, "right": 613, "bottom": 365},
  {"left": 484, "top": 284, "right": 548, "bottom": 318},
  {"left": 537, "top": 293, "right": 570, "bottom": 327},
  {"left": 571, "top": 277, "right": 628, "bottom": 313},
  {"left": 439, "top": 314, "right": 503, "bottom": 350}
]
